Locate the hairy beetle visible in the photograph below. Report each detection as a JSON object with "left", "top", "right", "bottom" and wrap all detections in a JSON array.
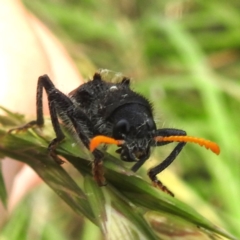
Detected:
[{"left": 9, "top": 70, "right": 220, "bottom": 196}]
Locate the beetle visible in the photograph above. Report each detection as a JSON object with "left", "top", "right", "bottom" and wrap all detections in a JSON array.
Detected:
[{"left": 9, "top": 70, "right": 220, "bottom": 196}]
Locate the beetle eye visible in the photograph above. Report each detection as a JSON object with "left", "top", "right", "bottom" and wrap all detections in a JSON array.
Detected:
[
  {"left": 113, "top": 119, "right": 130, "bottom": 138},
  {"left": 147, "top": 118, "right": 156, "bottom": 130}
]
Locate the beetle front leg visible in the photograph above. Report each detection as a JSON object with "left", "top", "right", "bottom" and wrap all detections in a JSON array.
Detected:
[
  {"left": 92, "top": 150, "right": 106, "bottom": 186},
  {"left": 149, "top": 128, "right": 187, "bottom": 196},
  {"left": 71, "top": 117, "right": 106, "bottom": 186},
  {"left": 149, "top": 142, "right": 186, "bottom": 196}
]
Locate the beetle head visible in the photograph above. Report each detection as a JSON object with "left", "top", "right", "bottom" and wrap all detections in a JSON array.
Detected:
[{"left": 111, "top": 104, "right": 156, "bottom": 162}]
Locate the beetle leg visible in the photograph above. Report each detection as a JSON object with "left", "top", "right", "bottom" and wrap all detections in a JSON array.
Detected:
[
  {"left": 70, "top": 117, "right": 106, "bottom": 186},
  {"left": 91, "top": 150, "right": 106, "bottom": 186},
  {"left": 8, "top": 75, "right": 49, "bottom": 133},
  {"left": 8, "top": 75, "right": 66, "bottom": 163},
  {"left": 131, "top": 149, "right": 150, "bottom": 172},
  {"left": 148, "top": 128, "right": 187, "bottom": 196},
  {"left": 9, "top": 75, "right": 86, "bottom": 165}
]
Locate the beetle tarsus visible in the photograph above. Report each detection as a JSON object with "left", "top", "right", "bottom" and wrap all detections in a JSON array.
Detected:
[
  {"left": 48, "top": 138, "right": 65, "bottom": 165},
  {"left": 92, "top": 158, "right": 106, "bottom": 186},
  {"left": 8, "top": 120, "right": 40, "bottom": 133},
  {"left": 150, "top": 176, "right": 174, "bottom": 197}
]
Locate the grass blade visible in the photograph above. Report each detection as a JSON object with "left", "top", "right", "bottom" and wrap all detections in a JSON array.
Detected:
[{"left": 0, "top": 109, "right": 237, "bottom": 239}]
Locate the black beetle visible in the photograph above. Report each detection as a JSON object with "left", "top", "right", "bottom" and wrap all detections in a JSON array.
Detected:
[{"left": 9, "top": 70, "right": 219, "bottom": 196}]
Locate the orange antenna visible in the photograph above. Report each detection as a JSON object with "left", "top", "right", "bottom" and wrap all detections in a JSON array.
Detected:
[
  {"left": 89, "top": 135, "right": 124, "bottom": 152},
  {"left": 155, "top": 136, "right": 220, "bottom": 155}
]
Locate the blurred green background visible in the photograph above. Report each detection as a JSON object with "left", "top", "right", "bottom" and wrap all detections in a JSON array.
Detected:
[{"left": 2, "top": 0, "right": 240, "bottom": 239}]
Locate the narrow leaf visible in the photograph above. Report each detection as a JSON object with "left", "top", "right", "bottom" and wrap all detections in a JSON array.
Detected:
[{"left": 84, "top": 176, "right": 107, "bottom": 234}]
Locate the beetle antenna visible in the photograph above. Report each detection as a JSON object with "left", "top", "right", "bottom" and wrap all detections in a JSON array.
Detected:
[
  {"left": 154, "top": 136, "right": 220, "bottom": 155},
  {"left": 90, "top": 135, "right": 124, "bottom": 152}
]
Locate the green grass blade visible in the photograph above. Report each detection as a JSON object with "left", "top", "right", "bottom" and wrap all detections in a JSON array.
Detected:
[
  {"left": 0, "top": 130, "right": 96, "bottom": 224},
  {"left": 0, "top": 109, "right": 237, "bottom": 239},
  {"left": 160, "top": 17, "right": 240, "bottom": 230},
  {"left": 83, "top": 176, "right": 107, "bottom": 234}
]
